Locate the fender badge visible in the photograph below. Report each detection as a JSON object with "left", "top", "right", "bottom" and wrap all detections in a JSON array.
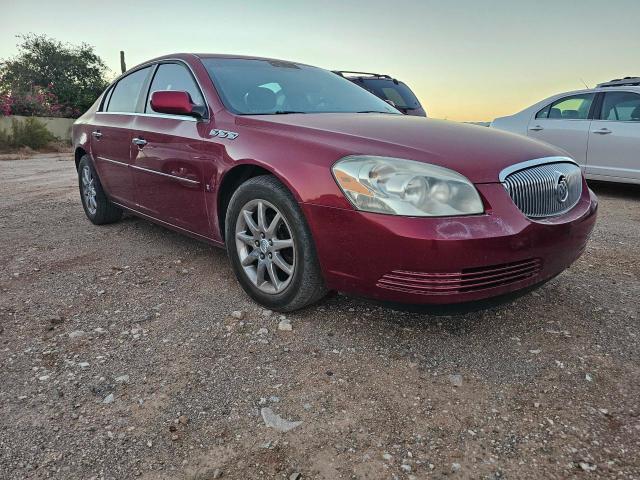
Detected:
[{"left": 210, "top": 129, "right": 239, "bottom": 140}]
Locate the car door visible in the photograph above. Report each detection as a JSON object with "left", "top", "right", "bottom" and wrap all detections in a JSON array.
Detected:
[
  {"left": 130, "top": 62, "right": 213, "bottom": 237},
  {"left": 90, "top": 66, "right": 152, "bottom": 207},
  {"left": 586, "top": 90, "right": 640, "bottom": 182},
  {"left": 527, "top": 93, "right": 596, "bottom": 167}
]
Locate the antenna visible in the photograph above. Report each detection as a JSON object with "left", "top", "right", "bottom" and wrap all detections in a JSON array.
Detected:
[{"left": 579, "top": 78, "right": 590, "bottom": 89}]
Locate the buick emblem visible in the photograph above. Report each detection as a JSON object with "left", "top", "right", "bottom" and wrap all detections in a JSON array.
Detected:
[{"left": 556, "top": 174, "right": 569, "bottom": 203}]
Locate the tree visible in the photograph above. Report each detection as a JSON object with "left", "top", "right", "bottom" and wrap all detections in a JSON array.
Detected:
[{"left": 0, "top": 34, "right": 109, "bottom": 116}]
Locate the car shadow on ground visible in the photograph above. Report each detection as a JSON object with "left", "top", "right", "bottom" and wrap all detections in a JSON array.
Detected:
[
  {"left": 367, "top": 277, "right": 553, "bottom": 316},
  {"left": 318, "top": 290, "right": 544, "bottom": 345},
  {"left": 117, "top": 213, "right": 227, "bottom": 258},
  {"left": 315, "top": 274, "right": 551, "bottom": 338},
  {"left": 587, "top": 180, "right": 640, "bottom": 200},
  {"left": 117, "top": 212, "right": 552, "bottom": 331}
]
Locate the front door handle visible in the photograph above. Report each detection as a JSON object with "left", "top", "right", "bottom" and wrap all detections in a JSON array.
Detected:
[
  {"left": 132, "top": 137, "right": 148, "bottom": 147},
  {"left": 528, "top": 125, "right": 544, "bottom": 132},
  {"left": 91, "top": 130, "right": 102, "bottom": 139},
  {"left": 592, "top": 128, "right": 612, "bottom": 135}
]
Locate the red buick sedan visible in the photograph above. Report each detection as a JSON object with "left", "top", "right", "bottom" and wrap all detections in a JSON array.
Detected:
[{"left": 72, "top": 54, "right": 597, "bottom": 311}]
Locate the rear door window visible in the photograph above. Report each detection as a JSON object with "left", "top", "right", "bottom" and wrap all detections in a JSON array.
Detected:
[
  {"left": 599, "top": 91, "right": 640, "bottom": 121},
  {"left": 146, "top": 63, "right": 204, "bottom": 113},
  {"left": 537, "top": 93, "right": 595, "bottom": 120},
  {"left": 106, "top": 67, "right": 152, "bottom": 113}
]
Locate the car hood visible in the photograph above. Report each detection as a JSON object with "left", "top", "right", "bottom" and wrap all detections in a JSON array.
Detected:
[{"left": 236, "top": 113, "right": 565, "bottom": 183}]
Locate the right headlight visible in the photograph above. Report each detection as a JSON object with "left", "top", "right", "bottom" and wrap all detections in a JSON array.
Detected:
[{"left": 332, "top": 155, "right": 484, "bottom": 217}]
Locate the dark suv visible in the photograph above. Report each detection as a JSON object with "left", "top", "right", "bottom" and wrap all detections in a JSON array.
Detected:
[{"left": 333, "top": 71, "right": 426, "bottom": 116}]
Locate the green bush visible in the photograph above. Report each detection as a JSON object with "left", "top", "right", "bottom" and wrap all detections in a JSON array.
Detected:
[
  {"left": 0, "top": 127, "right": 10, "bottom": 150},
  {"left": 9, "top": 117, "right": 56, "bottom": 149}
]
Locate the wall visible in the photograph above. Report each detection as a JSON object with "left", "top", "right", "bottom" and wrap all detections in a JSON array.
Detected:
[{"left": 0, "top": 115, "right": 76, "bottom": 141}]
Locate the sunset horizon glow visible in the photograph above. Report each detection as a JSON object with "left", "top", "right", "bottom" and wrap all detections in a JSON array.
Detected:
[{"left": 2, "top": 0, "right": 638, "bottom": 121}]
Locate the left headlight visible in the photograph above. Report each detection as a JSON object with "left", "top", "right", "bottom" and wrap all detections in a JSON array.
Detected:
[{"left": 332, "top": 155, "right": 484, "bottom": 217}]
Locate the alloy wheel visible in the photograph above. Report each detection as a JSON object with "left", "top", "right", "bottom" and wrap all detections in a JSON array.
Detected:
[
  {"left": 235, "top": 199, "right": 296, "bottom": 294},
  {"left": 82, "top": 165, "right": 97, "bottom": 215}
]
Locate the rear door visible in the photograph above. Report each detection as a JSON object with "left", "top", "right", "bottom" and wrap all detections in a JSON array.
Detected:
[
  {"left": 526, "top": 93, "right": 596, "bottom": 166},
  {"left": 586, "top": 90, "right": 640, "bottom": 181},
  {"left": 91, "top": 67, "right": 152, "bottom": 207},
  {"left": 130, "top": 62, "right": 213, "bottom": 237}
]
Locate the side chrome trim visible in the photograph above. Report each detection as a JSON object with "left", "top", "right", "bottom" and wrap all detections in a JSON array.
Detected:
[
  {"left": 95, "top": 111, "right": 199, "bottom": 122},
  {"left": 97, "top": 156, "right": 129, "bottom": 167},
  {"left": 97, "top": 156, "right": 200, "bottom": 185},
  {"left": 499, "top": 156, "right": 578, "bottom": 183},
  {"left": 130, "top": 164, "right": 200, "bottom": 185}
]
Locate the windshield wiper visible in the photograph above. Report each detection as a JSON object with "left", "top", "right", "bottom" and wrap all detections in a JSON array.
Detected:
[
  {"left": 355, "top": 110, "right": 395, "bottom": 114},
  {"left": 272, "top": 110, "right": 306, "bottom": 114}
]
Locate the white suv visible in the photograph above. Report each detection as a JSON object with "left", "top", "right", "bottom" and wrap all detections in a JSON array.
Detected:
[{"left": 491, "top": 77, "right": 640, "bottom": 184}]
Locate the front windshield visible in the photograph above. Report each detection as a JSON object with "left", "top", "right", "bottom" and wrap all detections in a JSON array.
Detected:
[{"left": 202, "top": 58, "right": 401, "bottom": 115}]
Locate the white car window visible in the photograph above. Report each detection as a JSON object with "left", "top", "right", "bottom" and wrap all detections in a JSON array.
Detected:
[
  {"left": 536, "top": 93, "right": 595, "bottom": 120},
  {"left": 600, "top": 92, "right": 640, "bottom": 121}
]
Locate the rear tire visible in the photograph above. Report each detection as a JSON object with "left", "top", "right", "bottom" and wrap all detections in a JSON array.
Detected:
[
  {"left": 225, "top": 175, "right": 327, "bottom": 312},
  {"left": 78, "top": 155, "right": 122, "bottom": 225}
]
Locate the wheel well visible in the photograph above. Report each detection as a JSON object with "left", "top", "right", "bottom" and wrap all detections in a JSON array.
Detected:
[
  {"left": 74, "top": 147, "right": 87, "bottom": 170},
  {"left": 217, "top": 165, "right": 273, "bottom": 238}
]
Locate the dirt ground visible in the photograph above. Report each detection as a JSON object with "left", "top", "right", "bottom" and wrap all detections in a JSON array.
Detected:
[{"left": 1, "top": 155, "right": 639, "bottom": 480}]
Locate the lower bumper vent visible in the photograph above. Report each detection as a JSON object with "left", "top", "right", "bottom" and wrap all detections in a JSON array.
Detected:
[{"left": 377, "top": 258, "right": 542, "bottom": 295}]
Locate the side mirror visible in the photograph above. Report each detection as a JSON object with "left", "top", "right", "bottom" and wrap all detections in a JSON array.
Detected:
[{"left": 150, "top": 91, "right": 206, "bottom": 118}]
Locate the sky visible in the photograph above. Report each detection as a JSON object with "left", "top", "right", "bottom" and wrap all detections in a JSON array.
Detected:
[{"left": 1, "top": 0, "right": 639, "bottom": 121}]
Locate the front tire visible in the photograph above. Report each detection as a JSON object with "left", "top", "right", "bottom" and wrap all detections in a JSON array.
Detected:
[
  {"left": 225, "top": 175, "right": 327, "bottom": 311},
  {"left": 78, "top": 155, "right": 122, "bottom": 225}
]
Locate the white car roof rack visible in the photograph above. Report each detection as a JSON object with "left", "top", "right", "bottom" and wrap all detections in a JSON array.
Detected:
[{"left": 596, "top": 77, "right": 640, "bottom": 87}]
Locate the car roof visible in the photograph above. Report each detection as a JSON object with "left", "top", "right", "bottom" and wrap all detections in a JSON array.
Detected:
[
  {"left": 557, "top": 80, "right": 640, "bottom": 94},
  {"left": 545, "top": 85, "right": 640, "bottom": 96},
  {"left": 125, "top": 53, "right": 316, "bottom": 73},
  {"left": 594, "top": 85, "right": 640, "bottom": 93},
  {"left": 194, "top": 53, "right": 312, "bottom": 66}
]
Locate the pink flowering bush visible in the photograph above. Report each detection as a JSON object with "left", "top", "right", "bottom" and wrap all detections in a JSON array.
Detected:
[
  {"left": 0, "top": 93, "right": 12, "bottom": 116},
  {"left": 0, "top": 85, "right": 78, "bottom": 118}
]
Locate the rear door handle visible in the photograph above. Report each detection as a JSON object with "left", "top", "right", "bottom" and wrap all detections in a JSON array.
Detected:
[
  {"left": 592, "top": 128, "right": 612, "bottom": 135},
  {"left": 91, "top": 130, "right": 102, "bottom": 139},
  {"left": 528, "top": 125, "right": 544, "bottom": 131},
  {"left": 132, "top": 137, "right": 148, "bottom": 147}
]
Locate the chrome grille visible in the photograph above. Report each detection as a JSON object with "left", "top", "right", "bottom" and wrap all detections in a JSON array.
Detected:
[{"left": 503, "top": 161, "right": 582, "bottom": 218}]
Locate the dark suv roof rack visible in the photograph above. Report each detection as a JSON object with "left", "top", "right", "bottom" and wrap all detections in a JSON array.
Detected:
[
  {"left": 597, "top": 76, "right": 640, "bottom": 88},
  {"left": 332, "top": 71, "right": 392, "bottom": 79}
]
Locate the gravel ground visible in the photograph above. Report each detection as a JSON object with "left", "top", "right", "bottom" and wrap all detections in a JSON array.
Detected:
[{"left": 1, "top": 155, "right": 638, "bottom": 480}]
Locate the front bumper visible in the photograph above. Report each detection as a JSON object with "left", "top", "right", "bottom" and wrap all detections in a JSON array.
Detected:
[{"left": 302, "top": 182, "right": 598, "bottom": 304}]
